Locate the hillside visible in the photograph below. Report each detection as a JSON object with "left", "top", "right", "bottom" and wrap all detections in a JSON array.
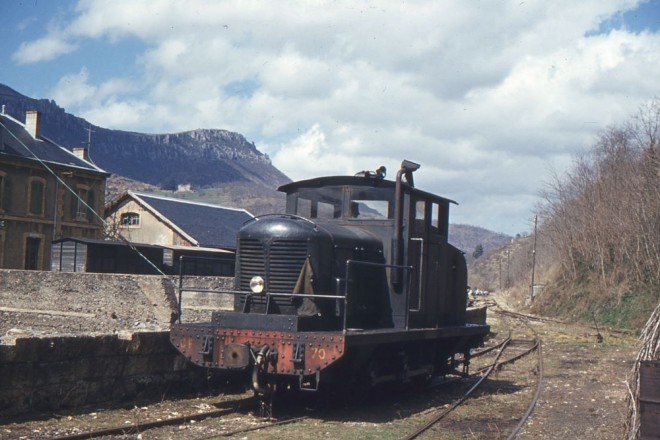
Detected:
[
  {"left": 448, "top": 224, "right": 511, "bottom": 265},
  {"left": 0, "top": 84, "right": 290, "bottom": 213}
]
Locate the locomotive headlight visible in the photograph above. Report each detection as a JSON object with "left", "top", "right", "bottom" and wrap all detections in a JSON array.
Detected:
[{"left": 250, "top": 276, "right": 265, "bottom": 294}]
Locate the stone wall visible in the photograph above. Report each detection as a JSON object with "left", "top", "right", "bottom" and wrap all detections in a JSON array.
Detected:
[
  {"left": 0, "top": 331, "right": 233, "bottom": 417},
  {"left": 0, "top": 270, "right": 234, "bottom": 338},
  {"left": 0, "top": 270, "right": 238, "bottom": 417}
]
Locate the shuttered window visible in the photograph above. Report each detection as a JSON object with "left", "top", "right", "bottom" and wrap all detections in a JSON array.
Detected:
[
  {"left": 120, "top": 212, "right": 140, "bottom": 226},
  {"left": 0, "top": 175, "right": 10, "bottom": 212},
  {"left": 71, "top": 185, "right": 96, "bottom": 222},
  {"left": 86, "top": 190, "right": 95, "bottom": 222},
  {"left": 29, "top": 179, "right": 45, "bottom": 215},
  {"left": 76, "top": 188, "right": 89, "bottom": 220}
]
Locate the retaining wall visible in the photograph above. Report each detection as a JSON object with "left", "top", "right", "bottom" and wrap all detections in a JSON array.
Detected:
[
  {"left": 0, "top": 270, "right": 234, "bottom": 336},
  {"left": 0, "top": 331, "right": 229, "bottom": 417}
]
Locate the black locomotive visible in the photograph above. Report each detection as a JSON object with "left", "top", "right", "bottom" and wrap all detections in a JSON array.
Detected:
[{"left": 171, "top": 160, "right": 489, "bottom": 394}]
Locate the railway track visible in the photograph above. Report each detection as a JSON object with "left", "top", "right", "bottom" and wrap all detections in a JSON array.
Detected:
[
  {"left": 15, "top": 398, "right": 311, "bottom": 440},
  {"left": 41, "top": 395, "right": 259, "bottom": 440},
  {"left": 401, "top": 302, "right": 545, "bottom": 439},
  {"left": 3, "top": 303, "right": 548, "bottom": 439}
]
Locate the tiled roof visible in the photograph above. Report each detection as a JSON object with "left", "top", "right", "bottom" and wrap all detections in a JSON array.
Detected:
[
  {"left": 132, "top": 192, "right": 253, "bottom": 249},
  {"left": 0, "top": 112, "right": 107, "bottom": 174}
]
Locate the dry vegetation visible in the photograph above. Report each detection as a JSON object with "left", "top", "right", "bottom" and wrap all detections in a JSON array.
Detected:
[
  {"left": 468, "top": 100, "right": 660, "bottom": 440},
  {"left": 536, "top": 99, "right": 660, "bottom": 324},
  {"left": 472, "top": 98, "right": 660, "bottom": 331},
  {"left": 540, "top": 101, "right": 660, "bottom": 288}
]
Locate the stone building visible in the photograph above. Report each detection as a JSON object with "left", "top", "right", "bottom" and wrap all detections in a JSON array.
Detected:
[
  {"left": 105, "top": 191, "right": 253, "bottom": 252},
  {"left": 0, "top": 108, "right": 109, "bottom": 270}
]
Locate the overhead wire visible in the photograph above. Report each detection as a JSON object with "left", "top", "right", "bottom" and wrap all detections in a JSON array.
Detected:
[{"left": 0, "top": 118, "right": 178, "bottom": 286}]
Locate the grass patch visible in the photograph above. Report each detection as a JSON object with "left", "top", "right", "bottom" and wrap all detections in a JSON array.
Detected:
[
  {"left": 596, "top": 285, "right": 659, "bottom": 329},
  {"left": 532, "top": 279, "right": 659, "bottom": 331}
]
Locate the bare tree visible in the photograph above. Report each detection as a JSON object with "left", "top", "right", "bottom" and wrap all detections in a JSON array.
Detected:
[{"left": 538, "top": 98, "right": 660, "bottom": 293}]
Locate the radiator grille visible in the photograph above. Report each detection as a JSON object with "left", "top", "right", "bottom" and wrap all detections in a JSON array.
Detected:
[{"left": 238, "top": 239, "right": 308, "bottom": 293}]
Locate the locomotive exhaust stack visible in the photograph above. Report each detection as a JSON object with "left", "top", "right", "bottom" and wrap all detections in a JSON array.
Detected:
[
  {"left": 392, "top": 159, "right": 421, "bottom": 286},
  {"left": 171, "top": 159, "right": 489, "bottom": 398}
]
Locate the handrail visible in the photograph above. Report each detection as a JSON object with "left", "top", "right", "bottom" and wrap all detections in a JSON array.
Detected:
[
  {"left": 176, "top": 256, "right": 412, "bottom": 330},
  {"left": 176, "top": 254, "right": 236, "bottom": 322}
]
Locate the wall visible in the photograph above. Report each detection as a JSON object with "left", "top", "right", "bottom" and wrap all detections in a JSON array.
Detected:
[
  {"left": 107, "top": 198, "right": 183, "bottom": 246},
  {"left": 0, "top": 270, "right": 234, "bottom": 336},
  {"left": 0, "top": 270, "right": 237, "bottom": 417},
  {"left": 0, "top": 331, "right": 232, "bottom": 417},
  {"left": 0, "top": 158, "right": 106, "bottom": 271}
]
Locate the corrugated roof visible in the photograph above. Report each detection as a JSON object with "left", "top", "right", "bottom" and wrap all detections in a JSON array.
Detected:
[
  {"left": 0, "top": 112, "right": 108, "bottom": 175},
  {"left": 131, "top": 192, "right": 253, "bottom": 249}
]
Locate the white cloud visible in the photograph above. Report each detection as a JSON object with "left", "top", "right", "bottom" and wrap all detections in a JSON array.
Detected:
[
  {"left": 50, "top": 67, "right": 137, "bottom": 112},
  {"left": 82, "top": 100, "right": 156, "bottom": 130},
  {"left": 10, "top": 0, "right": 659, "bottom": 234},
  {"left": 12, "top": 34, "right": 77, "bottom": 64},
  {"left": 267, "top": 124, "right": 355, "bottom": 180}
]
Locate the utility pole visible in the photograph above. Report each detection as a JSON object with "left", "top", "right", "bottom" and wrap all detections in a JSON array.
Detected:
[
  {"left": 530, "top": 214, "right": 538, "bottom": 302},
  {"left": 506, "top": 249, "right": 510, "bottom": 288}
]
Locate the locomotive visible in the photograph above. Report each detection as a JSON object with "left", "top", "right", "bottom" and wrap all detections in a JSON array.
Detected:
[{"left": 170, "top": 160, "right": 489, "bottom": 396}]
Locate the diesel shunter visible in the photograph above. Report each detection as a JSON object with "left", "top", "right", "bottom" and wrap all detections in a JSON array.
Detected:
[{"left": 171, "top": 160, "right": 489, "bottom": 396}]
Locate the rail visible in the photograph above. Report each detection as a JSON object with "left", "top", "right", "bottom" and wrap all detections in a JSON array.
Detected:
[
  {"left": 402, "top": 337, "right": 513, "bottom": 440},
  {"left": 48, "top": 396, "right": 258, "bottom": 440},
  {"left": 401, "top": 301, "right": 544, "bottom": 439}
]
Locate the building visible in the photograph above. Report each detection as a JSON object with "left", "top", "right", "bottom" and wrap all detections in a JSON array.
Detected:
[
  {"left": 51, "top": 237, "right": 236, "bottom": 276},
  {"left": 0, "top": 108, "right": 109, "bottom": 270},
  {"left": 103, "top": 191, "right": 254, "bottom": 274},
  {"left": 106, "top": 191, "right": 253, "bottom": 250}
]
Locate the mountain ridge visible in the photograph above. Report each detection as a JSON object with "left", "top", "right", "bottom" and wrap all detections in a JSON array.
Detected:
[
  {"left": 0, "top": 83, "right": 290, "bottom": 191},
  {"left": 1, "top": 83, "right": 509, "bottom": 246}
]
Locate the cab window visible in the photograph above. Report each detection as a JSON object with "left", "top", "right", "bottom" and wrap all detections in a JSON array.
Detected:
[
  {"left": 348, "top": 187, "right": 393, "bottom": 220},
  {"left": 291, "top": 186, "right": 343, "bottom": 219}
]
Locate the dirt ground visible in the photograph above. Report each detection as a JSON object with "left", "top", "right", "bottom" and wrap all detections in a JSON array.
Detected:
[
  {"left": 1, "top": 292, "right": 641, "bottom": 439},
  {"left": 479, "top": 302, "right": 637, "bottom": 440}
]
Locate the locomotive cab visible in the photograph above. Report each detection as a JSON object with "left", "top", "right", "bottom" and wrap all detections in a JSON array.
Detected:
[
  {"left": 170, "top": 160, "right": 488, "bottom": 394},
  {"left": 270, "top": 162, "right": 467, "bottom": 331}
]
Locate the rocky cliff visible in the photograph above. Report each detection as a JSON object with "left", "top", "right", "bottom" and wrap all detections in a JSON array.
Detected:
[{"left": 0, "top": 84, "right": 290, "bottom": 191}]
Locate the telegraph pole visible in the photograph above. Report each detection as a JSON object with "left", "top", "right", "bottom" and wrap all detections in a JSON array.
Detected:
[
  {"left": 506, "top": 249, "right": 510, "bottom": 288},
  {"left": 530, "top": 214, "right": 538, "bottom": 302}
]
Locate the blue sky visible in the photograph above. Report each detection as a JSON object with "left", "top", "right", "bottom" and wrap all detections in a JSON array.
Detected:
[{"left": 1, "top": 0, "right": 659, "bottom": 235}]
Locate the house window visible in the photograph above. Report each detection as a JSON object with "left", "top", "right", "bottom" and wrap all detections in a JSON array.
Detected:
[
  {"left": 120, "top": 212, "right": 140, "bottom": 226},
  {"left": 71, "top": 186, "right": 96, "bottom": 222},
  {"left": 28, "top": 178, "right": 45, "bottom": 216},
  {"left": 0, "top": 174, "right": 11, "bottom": 212}
]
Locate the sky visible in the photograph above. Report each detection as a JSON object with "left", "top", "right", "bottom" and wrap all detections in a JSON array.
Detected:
[{"left": 1, "top": 0, "right": 659, "bottom": 236}]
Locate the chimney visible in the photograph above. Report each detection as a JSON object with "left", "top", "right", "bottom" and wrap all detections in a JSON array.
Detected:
[
  {"left": 72, "top": 147, "right": 90, "bottom": 161},
  {"left": 25, "top": 110, "right": 40, "bottom": 138}
]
